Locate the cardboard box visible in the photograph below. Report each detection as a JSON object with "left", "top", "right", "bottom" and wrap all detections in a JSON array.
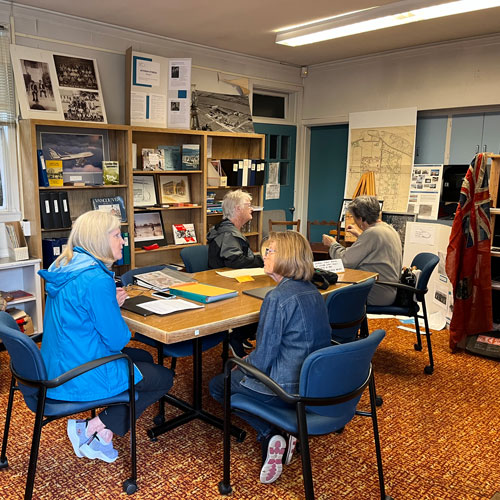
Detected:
[{"left": 5, "top": 221, "right": 29, "bottom": 261}]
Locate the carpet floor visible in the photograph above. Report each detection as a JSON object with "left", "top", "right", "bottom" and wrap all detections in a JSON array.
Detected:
[{"left": 0, "top": 318, "right": 499, "bottom": 499}]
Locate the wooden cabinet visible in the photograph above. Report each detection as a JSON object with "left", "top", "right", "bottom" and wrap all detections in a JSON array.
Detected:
[
  {"left": 18, "top": 119, "right": 131, "bottom": 272},
  {"left": 414, "top": 116, "right": 448, "bottom": 165},
  {"left": 0, "top": 258, "right": 43, "bottom": 336},
  {"left": 449, "top": 113, "right": 500, "bottom": 164},
  {"left": 19, "top": 120, "right": 265, "bottom": 272}
]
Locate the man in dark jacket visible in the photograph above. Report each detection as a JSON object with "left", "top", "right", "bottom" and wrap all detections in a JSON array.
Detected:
[{"left": 207, "top": 190, "right": 263, "bottom": 355}]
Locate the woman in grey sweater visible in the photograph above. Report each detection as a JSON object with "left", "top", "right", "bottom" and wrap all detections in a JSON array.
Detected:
[{"left": 322, "top": 195, "right": 402, "bottom": 306}]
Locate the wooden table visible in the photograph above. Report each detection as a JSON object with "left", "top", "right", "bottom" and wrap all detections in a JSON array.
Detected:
[{"left": 121, "top": 268, "right": 377, "bottom": 440}]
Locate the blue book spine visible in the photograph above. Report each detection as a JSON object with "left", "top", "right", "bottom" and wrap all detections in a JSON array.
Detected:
[{"left": 37, "top": 150, "right": 49, "bottom": 187}]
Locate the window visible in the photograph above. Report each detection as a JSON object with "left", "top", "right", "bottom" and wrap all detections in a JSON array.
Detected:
[
  {"left": 252, "top": 92, "right": 286, "bottom": 119},
  {"left": 0, "top": 23, "right": 19, "bottom": 220}
]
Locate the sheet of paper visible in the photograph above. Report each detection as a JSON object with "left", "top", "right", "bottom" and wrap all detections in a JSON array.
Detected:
[
  {"left": 313, "top": 259, "right": 345, "bottom": 273},
  {"left": 265, "top": 184, "right": 280, "bottom": 200},
  {"left": 216, "top": 268, "right": 266, "bottom": 278},
  {"left": 134, "top": 58, "right": 160, "bottom": 86},
  {"left": 137, "top": 298, "right": 203, "bottom": 315},
  {"left": 268, "top": 162, "right": 279, "bottom": 184}
]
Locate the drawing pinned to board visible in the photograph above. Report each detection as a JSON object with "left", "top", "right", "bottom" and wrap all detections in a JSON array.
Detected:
[{"left": 381, "top": 211, "right": 416, "bottom": 249}]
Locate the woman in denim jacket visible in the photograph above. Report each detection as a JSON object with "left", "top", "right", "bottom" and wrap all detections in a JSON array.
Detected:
[{"left": 209, "top": 231, "right": 331, "bottom": 484}]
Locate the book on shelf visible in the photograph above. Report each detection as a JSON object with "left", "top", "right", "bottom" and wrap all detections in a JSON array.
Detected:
[
  {"left": 115, "top": 232, "right": 131, "bottom": 266},
  {"left": 5, "top": 290, "right": 34, "bottom": 301},
  {"left": 42, "top": 237, "right": 68, "bottom": 268},
  {"left": 159, "top": 145, "right": 181, "bottom": 170},
  {"left": 58, "top": 191, "right": 72, "bottom": 228},
  {"left": 172, "top": 223, "right": 197, "bottom": 245},
  {"left": 46, "top": 160, "right": 64, "bottom": 187},
  {"left": 102, "top": 161, "right": 120, "bottom": 185},
  {"left": 91, "top": 196, "right": 127, "bottom": 222},
  {"left": 37, "top": 150, "right": 49, "bottom": 187},
  {"left": 133, "top": 268, "right": 196, "bottom": 292},
  {"left": 169, "top": 282, "right": 238, "bottom": 304},
  {"left": 142, "top": 148, "right": 165, "bottom": 171},
  {"left": 181, "top": 144, "right": 200, "bottom": 170}
]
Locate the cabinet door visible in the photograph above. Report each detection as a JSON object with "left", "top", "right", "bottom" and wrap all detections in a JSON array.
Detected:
[
  {"left": 449, "top": 114, "right": 484, "bottom": 164},
  {"left": 414, "top": 116, "right": 447, "bottom": 165},
  {"left": 481, "top": 113, "right": 500, "bottom": 155}
]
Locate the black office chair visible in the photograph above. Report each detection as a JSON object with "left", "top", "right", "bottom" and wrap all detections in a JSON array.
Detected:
[
  {"left": 365, "top": 252, "right": 440, "bottom": 374},
  {"left": 121, "top": 265, "right": 228, "bottom": 424},
  {"left": 0, "top": 312, "right": 138, "bottom": 499},
  {"left": 218, "top": 329, "right": 393, "bottom": 500},
  {"left": 180, "top": 245, "right": 209, "bottom": 273}
]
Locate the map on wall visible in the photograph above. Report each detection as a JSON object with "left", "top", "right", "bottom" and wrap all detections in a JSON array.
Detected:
[{"left": 346, "top": 108, "right": 417, "bottom": 212}]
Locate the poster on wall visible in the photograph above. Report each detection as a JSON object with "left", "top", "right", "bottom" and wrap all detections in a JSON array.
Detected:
[
  {"left": 167, "top": 59, "right": 191, "bottom": 129},
  {"left": 346, "top": 107, "right": 417, "bottom": 212},
  {"left": 406, "top": 164, "right": 443, "bottom": 220},
  {"left": 10, "top": 45, "right": 64, "bottom": 120},
  {"left": 53, "top": 53, "right": 107, "bottom": 123}
]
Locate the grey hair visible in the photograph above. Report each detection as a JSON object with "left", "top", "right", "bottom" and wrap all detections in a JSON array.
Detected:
[
  {"left": 222, "top": 189, "right": 252, "bottom": 219},
  {"left": 348, "top": 196, "right": 381, "bottom": 225}
]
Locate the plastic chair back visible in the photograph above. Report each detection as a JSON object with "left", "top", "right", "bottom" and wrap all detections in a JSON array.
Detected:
[
  {"left": 180, "top": 245, "right": 209, "bottom": 273},
  {"left": 326, "top": 278, "right": 375, "bottom": 343},
  {"left": 299, "top": 329, "right": 385, "bottom": 420},
  {"left": 411, "top": 252, "right": 439, "bottom": 297}
]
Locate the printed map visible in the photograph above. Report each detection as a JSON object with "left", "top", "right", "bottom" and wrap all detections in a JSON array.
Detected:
[{"left": 347, "top": 125, "right": 416, "bottom": 211}]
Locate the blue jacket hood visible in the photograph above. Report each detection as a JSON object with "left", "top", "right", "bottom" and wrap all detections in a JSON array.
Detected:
[{"left": 39, "top": 247, "right": 113, "bottom": 298}]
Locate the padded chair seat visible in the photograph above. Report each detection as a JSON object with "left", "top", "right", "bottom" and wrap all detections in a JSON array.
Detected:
[
  {"left": 231, "top": 394, "right": 353, "bottom": 436},
  {"left": 134, "top": 331, "right": 226, "bottom": 357},
  {"left": 23, "top": 390, "right": 137, "bottom": 416}
]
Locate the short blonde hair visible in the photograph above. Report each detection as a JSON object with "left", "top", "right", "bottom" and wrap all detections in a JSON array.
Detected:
[
  {"left": 222, "top": 189, "right": 252, "bottom": 219},
  {"left": 55, "top": 210, "right": 121, "bottom": 267},
  {"left": 262, "top": 231, "right": 314, "bottom": 281}
]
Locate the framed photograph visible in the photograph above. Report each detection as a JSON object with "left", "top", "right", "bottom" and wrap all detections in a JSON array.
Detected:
[
  {"left": 10, "top": 45, "right": 64, "bottom": 120},
  {"left": 91, "top": 196, "right": 127, "bottom": 222},
  {"left": 39, "top": 129, "right": 107, "bottom": 185},
  {"left": 133, "top": 175, "right": 158, "bottom": 207},
  {"left": 133, "top": 211, "right": 166, "bottom": 248},
  {"left": 381, "top": 211, "right": 417, "bottom": 248},
  {"left": 172, "top": 223, "right": 197, "bottom": 245},
  {"left": 52, "top": 53, "right": 107, "bottom": 123},
  {"left": 158, "top": 175, "right": 190, "bottom": 204}
]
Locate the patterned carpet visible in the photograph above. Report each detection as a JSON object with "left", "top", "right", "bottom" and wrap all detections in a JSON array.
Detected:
[{"left": 0, "top": 318, "right": 499, "bottom": 500}]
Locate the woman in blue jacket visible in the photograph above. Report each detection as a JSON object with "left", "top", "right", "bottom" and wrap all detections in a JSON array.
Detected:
[
  {"left": 209, "top": 231, "right": 332, "bottom": 484},
  {"left": 39, "top": 210, "right": 173, "bottom": 463}
]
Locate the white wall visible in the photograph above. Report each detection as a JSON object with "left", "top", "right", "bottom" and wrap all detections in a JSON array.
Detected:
[{"left": 302, "top": 34, "right": 500, "bottom": 124}]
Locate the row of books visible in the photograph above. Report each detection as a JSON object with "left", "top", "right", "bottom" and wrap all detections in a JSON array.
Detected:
[
  {"left": 140, "top": 144, "right": 200, "bottom": 171},
  {"left": 38, "top": 149, "right": 120, "bottom": 187},
  {"left": 207, "top": 191, "right": 223, "bottom": 214},
  {"left": 216, "top": 159, "right": 266, "bottom": 187},
  {"left": 39, "top": 191, "right": 72, "bottom": 229}
]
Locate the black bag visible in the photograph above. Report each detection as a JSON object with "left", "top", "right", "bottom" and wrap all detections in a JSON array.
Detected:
[
  {"left": 395, "top": 267, "right": 417, "bottom": 307},
  {"left": 311, "top": 269, "right": 338, "bottom": 290}
]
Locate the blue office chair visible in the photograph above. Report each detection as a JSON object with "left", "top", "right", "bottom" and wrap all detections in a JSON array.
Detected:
[
  {"left": 326, "top": 278, "right": 375, "bottom": 344},
  {"left": 121, "top": 264, "right": 228, "bottom": 424},
  {"left": 180, "top": 245, "right": 209, "bottom": 273},
  {"left": 0, "top": 312, "right": 138, "bottom": 500},
  {"left": 218, "top": 329, "right": 392, "bottom": 500},
  {"left": 366, "top": 252, "right": 439, "bottom": 375}
]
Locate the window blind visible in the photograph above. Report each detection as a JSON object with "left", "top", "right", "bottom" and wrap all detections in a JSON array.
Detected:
[{"left": 0, "top": 25, "right": 16, "bottom": 124}]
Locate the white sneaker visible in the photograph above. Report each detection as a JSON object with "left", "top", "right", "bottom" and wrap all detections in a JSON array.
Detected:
[
  {"left": 284, "top": 435, "right": 297, "bottom": 465},
  {"left": 260, "top": 435, "right": 286, "bottom": 484}
]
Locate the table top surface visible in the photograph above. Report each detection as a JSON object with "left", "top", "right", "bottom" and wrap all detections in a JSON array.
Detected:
[{"left": 121, "top": 268, "right": 377, "bottom": 345}]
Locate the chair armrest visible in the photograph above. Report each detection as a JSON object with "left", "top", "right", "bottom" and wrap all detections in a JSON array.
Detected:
[
  {"left": 225, "top": 358, "right": 299, "bottom": 405},
  {"left": 376, "top": 281, "right": 428, "bottom": 299},
  {"left": 14, "top": 353, "right": 134, "bottom": 390}
]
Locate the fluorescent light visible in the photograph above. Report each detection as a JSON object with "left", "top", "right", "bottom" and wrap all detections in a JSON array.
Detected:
[{"left": 276, "top": 0, "right": 500, "bottom": 47}]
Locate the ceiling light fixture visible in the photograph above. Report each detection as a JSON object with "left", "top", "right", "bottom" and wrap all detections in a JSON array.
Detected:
[{"left": 275, "top": 0, "right": 500, "bottom": 47}]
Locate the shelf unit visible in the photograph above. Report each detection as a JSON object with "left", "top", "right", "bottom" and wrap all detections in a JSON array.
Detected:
[
  {"left": 19, "top": 120, "right": 265, "bottom": 274},
  {"left": 489, "top": 155, "right": 500, "bottom": 322},
  {"left": 0, "top": 258, "right": 43, "bottom": 337},
  {"left": 19, "top": 119, "right": 131, "bottom": 273}
]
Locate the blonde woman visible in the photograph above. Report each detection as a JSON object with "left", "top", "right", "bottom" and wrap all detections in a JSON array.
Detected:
[
  {"left": 39, "top": 211, "right": 173, "bottom": 463},
  {"left": 209, "top": 231, "right": 331, "bottom": 484}
]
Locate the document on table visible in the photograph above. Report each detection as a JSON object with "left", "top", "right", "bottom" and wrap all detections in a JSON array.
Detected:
[
  {"left": 137, "top": 299, "right": 203, "bottom": 315},
  {"left": 216, "top": 268, "right": 266, "bottom": 278}
]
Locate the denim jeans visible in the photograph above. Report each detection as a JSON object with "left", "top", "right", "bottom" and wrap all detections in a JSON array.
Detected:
[{"left": 209, "top": 369, "right": 292, "bottom": 441}]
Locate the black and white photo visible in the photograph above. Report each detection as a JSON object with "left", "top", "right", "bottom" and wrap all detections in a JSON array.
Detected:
[
  {"left": 53, "top": 55, "right": 98, "bottom": 90},
  {"left": 133, "top": 211, "right": 166, "bottom": 248},
  {"left": 59, "top": 89, "right": 105, "bottom": 122}
]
